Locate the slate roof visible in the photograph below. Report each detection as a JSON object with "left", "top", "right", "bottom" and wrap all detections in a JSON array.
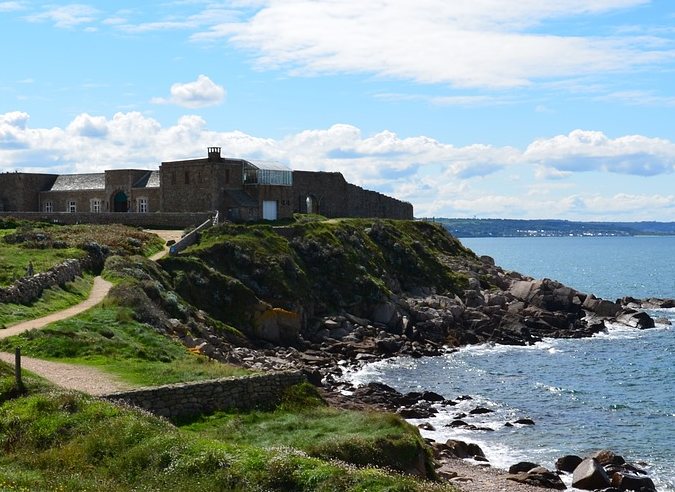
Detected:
[
  {"left": 47, "top": 173, "right": 105, "bottom": 191},
  {"left": 133, "top": 171, "right": 160, "bottom": 188}
]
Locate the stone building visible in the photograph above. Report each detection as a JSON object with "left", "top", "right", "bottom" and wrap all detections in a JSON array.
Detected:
[{"left": 0, "top": 147, "right": 413, "bottom": 222}]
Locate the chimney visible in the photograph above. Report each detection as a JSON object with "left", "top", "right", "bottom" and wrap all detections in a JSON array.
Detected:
[{"left": 208, "top": 147, "right": 221, "bottom": 161}]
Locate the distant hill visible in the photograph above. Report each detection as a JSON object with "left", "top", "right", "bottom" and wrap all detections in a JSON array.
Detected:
[{"left": 432, "top": 218, "right": 675, "bottom": 237}]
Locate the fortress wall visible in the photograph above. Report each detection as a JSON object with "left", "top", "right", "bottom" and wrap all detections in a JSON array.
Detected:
[
  {"left": 292, "top": 171, "right": 350, "bottom": 217},
  {"left": 0, "top": 173, "right": 57, "bottom": 212},
  {"left": 102, "top": 371, "right": 306, "bottom": 419},
  {"left": 345, "top": 183, "right": 414, "bottom": 220},
  {"left": 292, "top": 170, "right": 413, "bottom": 219}
]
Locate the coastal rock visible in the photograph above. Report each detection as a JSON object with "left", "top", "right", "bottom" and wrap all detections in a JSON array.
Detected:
[
  {"left": 508, "top": 462, "right": 539, "bottom": 474},
  {"left": 469, "top": 407, "right": 494, "bottom": 415},
  {"left": 593, "top": 449, "right": 625, "bottom": 466},
  {"left": 443, "top": 439, "right": 486, "bottom": 460},
  {"left": 613, "top": 309, "right": 655, "bottom": 330},
  {"left": 506, "top": 465, "right": 567, "bottom": 490},
  {"left": 611, "top": 472, "right": 656, "bottom": 491},
  {"left": 508, "top": 278, "right": 583, "bottom": 313},
  {"left": 582, "top": 294, "right": 622, "bottom": 317},
  {"left": 572, "top": 458, "right": 611, "bottom": 490},
  {"left": 555, "top": 455, "right": 583, "bottom": 473}
]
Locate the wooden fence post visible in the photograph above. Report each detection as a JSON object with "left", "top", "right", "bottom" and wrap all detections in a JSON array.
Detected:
[{"left": 15, "top": 347, "right": 22, "bottom": 388}]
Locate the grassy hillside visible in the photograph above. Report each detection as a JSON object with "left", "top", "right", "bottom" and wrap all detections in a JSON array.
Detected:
[{"left": 0, "top": 362, "right": 454, "bottom": 492}]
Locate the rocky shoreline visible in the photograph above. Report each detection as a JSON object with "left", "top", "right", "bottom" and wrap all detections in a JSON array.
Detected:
[{"left": 151, "top": 248, "right": 673, "bottom": 490}]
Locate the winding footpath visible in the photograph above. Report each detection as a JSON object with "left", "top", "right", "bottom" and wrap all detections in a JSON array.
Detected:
[{"left": 0, "top": 230, "right": 181, "bottom": 395}]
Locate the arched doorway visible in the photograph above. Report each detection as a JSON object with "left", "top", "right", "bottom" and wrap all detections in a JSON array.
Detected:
[
  {"left": 112, "top": 191, "right": 128, "bottom": 212},
  {"left": 306, "top": 194, "right": 318, "bottom": 215}
]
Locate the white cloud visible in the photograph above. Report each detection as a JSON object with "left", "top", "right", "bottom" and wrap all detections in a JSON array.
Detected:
[
  {"left": 0, "top": 1, "right": 26, "bottom": 13},
  {"left": 114, "top": 7, "right": 239, "bottom": 34},
  {"left": 192, "top": 0, "right": 669, "bottom": 89},
  {"left": 524, "top": 130, "right": 675, "bottom": 176},
  {"left": 26, "top": 4, "right": 99, "bottom": 28},
  {"left": 67, "top": 114, "right": 108, "bottom": 138},
  {"left": 151, "top": 75, "right": 226, "bottom": 108}
]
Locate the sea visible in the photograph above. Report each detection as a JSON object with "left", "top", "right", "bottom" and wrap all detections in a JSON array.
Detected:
[{"left": 345, "top": 236, "right": 675, "bottom": 490}]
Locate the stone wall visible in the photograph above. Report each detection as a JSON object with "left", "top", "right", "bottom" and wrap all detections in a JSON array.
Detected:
[
  {"left": 0, "top": 211, "right": 212, "bottom": 229},
  {"left": 0, "top": 258, "right": 82, "bottom": 305},
  {"left": 102, "top": 371, "right": 306, "bottom": 418},
  {"left": 292, "top": 171, "right": 413, "bottom": 220},
  {"left": 345, "top": 182, "right": 414, "bottom": 220},
  {"left": 0, "top": 173, "right": 57, "bottom": 212},
  {"left": 169, "top": 215, "right": 216, "bottom": 255}
]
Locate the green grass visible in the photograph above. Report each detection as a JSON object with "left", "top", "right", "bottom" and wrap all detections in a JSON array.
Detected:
[
  {"left": 0, "top": 306, "right": 250, "bottom": 387},
  {"left": 181, "top": 404, "right": 435, "bottom": 476},
  {"left": 0, "top": 368, "right": 456, "bottom": 492},
  {"left": 0, "top": 229, "right": 86, "bottom": 287},
  {"left": 0, "top": 224, "right": 166, "bottom": 287},
  {"left": 0, "top": 275, "right": 93, "bottom": 328}
]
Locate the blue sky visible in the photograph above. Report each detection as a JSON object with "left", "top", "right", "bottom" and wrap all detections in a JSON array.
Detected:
[{"left": 2, "top": 0, "right": 675, "bottom": 221}]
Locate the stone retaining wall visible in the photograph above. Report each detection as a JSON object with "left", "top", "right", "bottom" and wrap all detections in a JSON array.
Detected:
[
  {"left": 0, "top": 211, "right": 212, "bottom": 229},
  {"left": 169, "top": 214, "right": 217, "bottom": 256},
  {"left": 0, "top": 258, "right": 83, "bottom": 305},
  {"left": 101, "top": 371, "right": 306, "bottom": 418}
]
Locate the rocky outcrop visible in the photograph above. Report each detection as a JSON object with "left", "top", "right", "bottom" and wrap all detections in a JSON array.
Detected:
[{"left": 564, "top": 450, "right": 656, "bottom": 492}]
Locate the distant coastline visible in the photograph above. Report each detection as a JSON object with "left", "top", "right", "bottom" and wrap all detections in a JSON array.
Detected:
[{"left": 429, "top": 218, "right": 675, "bottom": 237}]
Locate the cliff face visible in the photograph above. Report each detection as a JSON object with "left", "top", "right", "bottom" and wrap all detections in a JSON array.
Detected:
[{"left": 158, "top": 219, "right": 473, "bottom": 347}]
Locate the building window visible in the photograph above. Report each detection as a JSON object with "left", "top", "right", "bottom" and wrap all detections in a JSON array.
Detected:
[
  {"left": 138, "top": 198, "right": 148, "bottom": 213},
  {"left": 185, "top": 170, "right": 190, "bottom": 184},
  {"left": 45, "top": 201, "right": 53, "bottom": 213},
  {"left": 68, "top": 201, "right": 76, "bottom": 213},
  {"left": 225, "top": 169, "right": 230, "bottom": 184},
  {"left": 91, "top": 199, "right": 101, "bottom": 213}
]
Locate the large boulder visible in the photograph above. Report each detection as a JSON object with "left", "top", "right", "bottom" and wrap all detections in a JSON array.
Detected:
[
  {"left": 371, "top": 301, "right": 398, "bottom": 326},
  {"left": 555, "top": 455, "right": 583, "bottom": 473},
  {"left": 506, "top": 466, "right": 567, "bottom": 490},
  {"left": 572, "top": 458, "right": 611, "bottom": 490},
  {"left": 582, "top": 294, "right": 622, "bottom": 317},
  {"left": 614, "top": 309, "right": 655, "bottom": 330},
  {"left": 253, "top": 306, "right": 301, "bottom": 344},
  {"left": 611, "top": 472, "right": 656, "bottom": 491},
  {"left": 443, "top": 439, "right": 486, "bottom": 459},
  {"left": 509, "top": 278, "right": 584, "bottom": 313}
]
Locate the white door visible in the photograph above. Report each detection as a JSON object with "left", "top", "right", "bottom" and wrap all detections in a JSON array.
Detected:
[{"left": 262, "top": 200, "right": 277, "bottom": 220}]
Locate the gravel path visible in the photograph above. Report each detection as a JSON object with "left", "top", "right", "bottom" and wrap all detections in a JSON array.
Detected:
[
  {"left": 0, "top": 276, "right": 131, "bottom": 395},
  {"left": 0, "top": 229, "right": 181, "bottom": 395},
  {"left": 0, "top": 352, "right": 132, "bottom": 395},
  {"left": 0, "top": 276, "right": 113, "bottom": 340}
]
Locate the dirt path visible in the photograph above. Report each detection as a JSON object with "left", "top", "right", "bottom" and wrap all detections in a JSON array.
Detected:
[
  {"left": 147, "top": 229, "right": 184, "bottom": 261},
  {"left": 0, "top": 352, "right": 132, "bottom": 395},
  {"left": 0, "top": 276, "right": 129, "bottom": 394},
  {"left": 0, "top": 229, "right": 181, "bottom": 395},
  {"left": 0, "top": 276, "right": 112, "bottom": 340}
]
